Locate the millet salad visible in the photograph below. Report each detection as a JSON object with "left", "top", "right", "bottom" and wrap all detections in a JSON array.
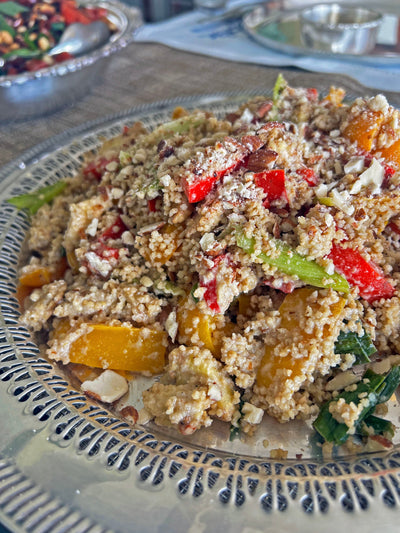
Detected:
[{"left": 9, "top": 76, "right": 400, "bottom": 453}]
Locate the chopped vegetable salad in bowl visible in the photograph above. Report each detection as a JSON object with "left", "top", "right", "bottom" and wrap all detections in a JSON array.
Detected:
[
  {"left": 0, "top": 0, "right": 116, "bottom": 76},
  {"left": 9, "top": 76, "right": 400, "bottom": 456}
]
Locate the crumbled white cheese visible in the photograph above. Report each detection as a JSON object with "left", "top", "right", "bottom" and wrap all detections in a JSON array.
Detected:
[
  {"left": 81, "top": 370, "right": 128, "bottom": 403},
  {"left": 208, "top": 384, "right": 222, "bottom": 402},
  {"left": 165, "top": 310, "right": 178, "bottom": 342},
  {"left": 330, "top": 189, "right": 355, "bottom": 215},
  {"left": 199, "top": 232, "right": 215, "bottom": 252},
  {"left": 344, "top": 157, "right": 365, "bottom": 174},
  {"left": 159, "top": 174, "right": 171, "bottom": 187},
  {"left": 85, "top": 252, "right": 112, "bottom": 276},
  {"left": 86, "top": 218, "right": 98, "bottom": 237},
  {"left": 368, "top": 94, "right": 389, "bottom": 114},
  {"left": 240, "top": 108, "right": 254, "bottom": 123},
  {"left": 106, "top": 161, "right": 119, "bottom": 172},
  {"left": 110, "top": 187, "right": 124, "bottom": 200},
  {"left": 241, "top": 402, "right": 264, "bottom": 425},
  {"left": 350, "top": 158, "right": 384, "bottom": 195}
]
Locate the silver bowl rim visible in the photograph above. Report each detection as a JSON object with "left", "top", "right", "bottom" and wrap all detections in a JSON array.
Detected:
[
  {"left": 300, "top": 2, "right": 383, "bottom": 31},
  {"left": 0, "top": 0, "right": 142, "bottom": 89}
]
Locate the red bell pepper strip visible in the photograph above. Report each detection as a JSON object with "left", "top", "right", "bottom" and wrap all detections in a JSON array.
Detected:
[
  {"left": 254, "top": 169, "right": 288, "bottom": 208},
  {"left": 297, "top": 167, "right": 318, "bottom": 186},
  {"left": 328, "top": 243, "right": 395, "bottom": 303},
  {"left": 199, "top": 254, "right": 233, "bottom": 313},
  {"left": 98, "top": 216, "right": 127, "bottom": 242},
  {"left": 147, "top": 198, "right": 158, "bottom": 212},
  {"left": 182, "top": 137, "right": 251, "bottom": 203},
  {"left": 202, "top": 277, "right": 219, "bottom": 313},
  {"left": 83, "top": 157, "right": 116, "bottom": 181}
]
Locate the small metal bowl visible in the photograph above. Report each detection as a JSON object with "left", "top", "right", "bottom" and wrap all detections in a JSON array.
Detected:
[
  {"left": 300, "top": 3, "right": 383, "bottom": 55},
  {"left": 0, "top": 0, "right": 142, "bottom": 123}
]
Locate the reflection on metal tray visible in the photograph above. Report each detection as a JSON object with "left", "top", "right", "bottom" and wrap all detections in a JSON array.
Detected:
[{"left": 243, "top": 3, "right": 400, "bottom": 64}]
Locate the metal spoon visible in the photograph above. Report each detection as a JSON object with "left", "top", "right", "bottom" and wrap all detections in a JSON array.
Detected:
[{"left": 49, "top": 20, "right": 111, "bottom": 57}]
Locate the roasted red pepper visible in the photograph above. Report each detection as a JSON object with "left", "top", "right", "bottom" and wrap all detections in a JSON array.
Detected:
[
  {"left": 296, "top": 167, "right": 318, "bottom": 186},
  {"left": 98, "top": 216, "right": 127, "bottom": 242},
  {"left": 328, "top": 243, "right": 395, "bottom": 303},
  {"left": 147, "top": 198, "right": 158, "bottom": 212},
  {"left": 182, "top": 137, "right": 252, "bottom": 203},
  {"left": 254, "top": 169, "right": 288, "bottom": 208},
  {"left": 83, "top": 157, "right": 116, "bottom": 181},
  {"left": 183, "top": 162, "right": 239, "bottom": 204}
]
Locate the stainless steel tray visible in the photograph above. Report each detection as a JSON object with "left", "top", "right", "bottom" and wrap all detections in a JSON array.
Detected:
[
  {"left": 1, "top": 92, "right": 400, "bottom": 533},
  {"left": 243, "top": 3, "right": 400, "bottom": 65}
]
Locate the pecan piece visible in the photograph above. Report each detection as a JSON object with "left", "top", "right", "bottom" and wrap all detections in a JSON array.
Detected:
[{"left": 246, "top": 149, "right": 278, "bottom": 172}]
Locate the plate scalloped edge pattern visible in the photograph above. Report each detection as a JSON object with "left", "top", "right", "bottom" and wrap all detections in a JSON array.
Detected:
[{"left": 1, "top": 93, "right": 400, "bottom": 532}]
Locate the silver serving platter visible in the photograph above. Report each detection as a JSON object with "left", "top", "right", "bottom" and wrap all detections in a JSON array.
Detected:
[
  {"left": 243, "top": 3, "right": 400, "bottom": 65},
  {"left": 0, "top": 0, "right": 142, "bottom": 123},
  {"left": 1, "top": 93, "right": 400, "bottom": 532}
]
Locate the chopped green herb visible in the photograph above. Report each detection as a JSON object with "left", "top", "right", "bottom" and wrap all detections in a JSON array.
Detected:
[
  {"left": 0, "top": 13, "right": 15, "bottom": 37},
  {"left": 235, "top": 227, "right": 349, "bottom": 293},
  {"left": 7, "top": 181, "right": 67, "bottom": 215},
  {"left": 360, "top": 414, "right": 395, "bottom": 438},
  {"left": 2, "top": 48, "right": 42, "bottom": 61},
  {"left": 0, "top": 1, "right": 29, "bottom": 17},
  {"left": 313, "top": 366, "right": 400, "bottom": 445},
  {"left": 23, "top": 31, "right": 39, "bottom": 52},
  {"left": 334, "top": 330, "right": 377, "bottom": 365},
  {"left": 229, "top": 400, "right": 244, "bottom": 441},
  {"left": 190, "top": 282, "right": 199, "bottom": 303}
]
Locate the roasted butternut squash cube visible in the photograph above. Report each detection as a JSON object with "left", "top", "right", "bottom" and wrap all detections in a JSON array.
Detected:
[
  {"left": 343, "top": 110, "right": 384, "bottom": 152},
  {"left": 55, "top": 323, "right": 167, "bottom": 374},
  {"left": 256, "top": 288, "right": 346, "bottom": 420}
]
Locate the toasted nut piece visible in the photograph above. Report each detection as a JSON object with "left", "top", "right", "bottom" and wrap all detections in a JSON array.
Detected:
[
  {"left": 38, "top": 36, "right": 50, "bottom": 51},
  {"left": 81, "top": 370, "right": 129, "bottom": 403},
  {"left": 0, "top": 31, "right": 13, "bottom": 46},
  {"left": 246, "top": 149, "right": 278, "bottom": 172}
]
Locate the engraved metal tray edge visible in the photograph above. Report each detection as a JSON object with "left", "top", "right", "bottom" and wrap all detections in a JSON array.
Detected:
[{"left": 0, "top": 92, "right": 400, "bottom": 532}]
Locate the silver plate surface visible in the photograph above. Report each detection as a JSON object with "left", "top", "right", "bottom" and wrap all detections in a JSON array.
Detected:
[
  {"left": 1, "top": 93, "right": 400, "bottom": 532},
  {"left": 243, "top": 3, "right": 400, "bottom": 65}
]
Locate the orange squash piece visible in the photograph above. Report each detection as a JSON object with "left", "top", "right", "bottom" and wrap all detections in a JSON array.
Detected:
[
  {"left": 176, "top": 298, "right": 233, "bottom": 357},
  {"left": 256, "top": 288, "right": 346, "bottom": 390},
  {"left": 323, "top": 87, "right": 345, "bottom": 107},
  {"left": 343, "top": 110, "right": 384, "bottom": 152},
  {"left": 375, "top": 138, "right": 400, "bottom": 169},
  {"left": 60, "top": 323, "right": 167, "bottom": 374},
  {"left": 19, "top": 266, "right": 52, "bottom": 287}
]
